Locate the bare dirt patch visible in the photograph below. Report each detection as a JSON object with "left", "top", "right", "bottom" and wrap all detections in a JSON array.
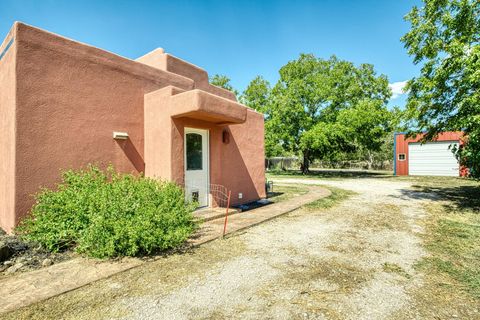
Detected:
[{"left": 0, "top": 232, "right": 73, "bottom": 278}]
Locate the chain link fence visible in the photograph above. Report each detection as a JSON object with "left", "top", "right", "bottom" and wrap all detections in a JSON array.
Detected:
[{"left": 266, "top": 157, "right": 393, "bottom": 171}]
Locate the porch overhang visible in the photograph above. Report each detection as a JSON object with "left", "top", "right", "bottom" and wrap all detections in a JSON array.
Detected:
[{"left": 170, "top": 89, "right": 247, "bottom": 124}]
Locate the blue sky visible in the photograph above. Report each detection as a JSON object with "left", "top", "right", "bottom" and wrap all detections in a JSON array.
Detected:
[{"left": 0, "top": 0, "right": 421, "bottom": 107}]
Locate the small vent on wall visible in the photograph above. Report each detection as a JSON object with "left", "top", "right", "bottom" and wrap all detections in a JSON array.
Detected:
[{"left": 192, "top": 191, "right": 199, "bottom": 203}]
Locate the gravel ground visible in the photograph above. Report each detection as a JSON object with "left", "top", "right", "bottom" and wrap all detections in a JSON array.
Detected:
[{"left": 5, "top": 178, "right": 478, "bottom": 320}]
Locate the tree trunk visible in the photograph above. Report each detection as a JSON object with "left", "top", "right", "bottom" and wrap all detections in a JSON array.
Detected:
[
  {"left": 366, "top": 151, "right": 374, "bottom": 170},
  {"left": 301, "top": 152, "right": 310, "bottom": 174}
]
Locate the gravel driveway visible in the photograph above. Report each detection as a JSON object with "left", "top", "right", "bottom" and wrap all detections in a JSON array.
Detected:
[{"left": 5, "top": 177, "right": 475, "bottom": 319}]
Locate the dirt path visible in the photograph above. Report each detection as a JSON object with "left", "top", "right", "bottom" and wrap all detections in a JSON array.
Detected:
[{"left": 4, "top": 178, "right": 471, "bottom": 319}]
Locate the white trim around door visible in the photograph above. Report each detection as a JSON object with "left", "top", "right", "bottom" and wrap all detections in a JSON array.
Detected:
[{"left": 184, "top": 128, "right": 210, "bottom": 207}]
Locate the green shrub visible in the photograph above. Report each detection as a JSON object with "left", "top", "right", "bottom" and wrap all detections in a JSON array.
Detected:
[{"left": 16, "top": 165, "right": 197, "bottom": 258}]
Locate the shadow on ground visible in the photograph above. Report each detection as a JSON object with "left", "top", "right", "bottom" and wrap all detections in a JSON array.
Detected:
[
  {"left": 397, "top": 184, "right": 480, "bottom": 213},
  {"left": 266, "top": 191, "right": 285, "bottom": 199}
]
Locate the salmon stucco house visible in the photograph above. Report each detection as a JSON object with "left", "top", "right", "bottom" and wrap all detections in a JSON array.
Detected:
[{"left": 0, "top": 22, "right": 266, "bottom": 233}]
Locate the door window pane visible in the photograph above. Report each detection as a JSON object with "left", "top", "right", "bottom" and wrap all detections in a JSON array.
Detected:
[{"left": 186, "top": 133, "right": 203, "bottom": 170}]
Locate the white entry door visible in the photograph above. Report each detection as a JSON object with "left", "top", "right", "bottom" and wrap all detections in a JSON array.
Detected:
[
  {"left": 408, "top": 141, "right": 459, "bottom": 176},
  {"left": 184, "top": 128, "right": 209, "bottom": 207}
]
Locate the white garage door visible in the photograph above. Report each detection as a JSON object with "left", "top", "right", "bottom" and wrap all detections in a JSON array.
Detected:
[{"left": 408, "top": 141, "right": 459, "bottom": 176}]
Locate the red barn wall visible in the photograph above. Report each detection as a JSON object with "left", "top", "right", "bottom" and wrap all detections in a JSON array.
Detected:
[{"left": 394, "top": 132, "right": 465, "bottom": 176}]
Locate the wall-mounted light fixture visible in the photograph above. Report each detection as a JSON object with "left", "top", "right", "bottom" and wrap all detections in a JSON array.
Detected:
[
  {"left": 222, "top": 130, "right": 230, "bottom": 144},
  {"left": 113, "top": 132, "right": 129, "bottom": 140}
]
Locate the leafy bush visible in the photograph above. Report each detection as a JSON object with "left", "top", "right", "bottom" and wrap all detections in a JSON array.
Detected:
[{"left": 17, "top": 165, "right": 197, "bottom": 258}]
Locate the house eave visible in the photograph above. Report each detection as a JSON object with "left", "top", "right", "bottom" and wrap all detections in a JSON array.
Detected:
[{"left": 170, "top": 89, "right": 247, "bottom": 124}]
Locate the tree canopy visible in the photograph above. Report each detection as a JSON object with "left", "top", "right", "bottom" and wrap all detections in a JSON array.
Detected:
[
  {"left": 402, "top": 0, "right": 480, "bottom": 176},
  {"left": 240, "top": 76, "right": 271, "bottom": 115},
  {"left": 241, "top": 54, "right": 395, "bottom": 171},
  {"left": 336, "top": 100, "right": 393, "bottom": 168}
]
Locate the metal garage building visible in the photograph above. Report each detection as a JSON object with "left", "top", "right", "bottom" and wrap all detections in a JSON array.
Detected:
[{"left": 394, "top": 132, "right": 466, "bottom": 177}]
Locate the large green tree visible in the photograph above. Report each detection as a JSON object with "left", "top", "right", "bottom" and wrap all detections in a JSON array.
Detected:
[
  {"left": 263, "top": 54, "right": 391, "bottom": 172},
  {"left": 240, "top": 76, "right": 271, "bottom": 114},
  {"left": 402, "top": 0, "right": 480, "bottom": 176},
  {"left": 336, "top": 100, "right": 393, "bottom": 169},
  {"left": 240, "top": 76, "right": 286, "bottom": 157},
  {"left": 299, "top": 122, "right": 354, "bottom": 166}
]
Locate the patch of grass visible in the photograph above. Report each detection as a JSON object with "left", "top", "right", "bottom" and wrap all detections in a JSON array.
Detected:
[
  {"left": 267, "top": 184, "right": 309, "bottom": 203},
  {"left": 391, "top": 175, "right": 480, "bottom": 299},
  {"left": 304, "top": 186, "right": 356, "bottom": 210},
  {"left": 417, "top": 203, "right": 480, "bottom": 298},
  {"left": 382, "top": 262, "right": 411, "bottom": 279},
  {"left": 277, "top": 258, "right": 373, "bottom": 295},
  {"left": 387, "top": 174, "right": 479, "bottom": 188},
  {"left": 401, "top": 175, "right": 480, "bottom": 300},
  {"left": 352, "top": 203, "right": 409, "bottom": 231}
]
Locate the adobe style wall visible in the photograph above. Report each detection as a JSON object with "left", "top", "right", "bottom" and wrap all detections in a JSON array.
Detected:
[
  {"left": 0, "top": 22, "right": 266, "bottom": 232},
  {"left": 171, "top": 110, "right": 266, "bottom": 205},
  {"left": 137, "top": 49, "right": 237, "bottom": 101},
  {"left": 221, "top": 111, "right": 266, "bottom": 204},
  {"left": 144, "top": 86, "right": 266, "bottom": 206},
  {"left": 0, "top": 25, "right": 17, "bottom": 231},
  {"left": 10, "top": 22, "right": 195, "bottom": 232}
]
